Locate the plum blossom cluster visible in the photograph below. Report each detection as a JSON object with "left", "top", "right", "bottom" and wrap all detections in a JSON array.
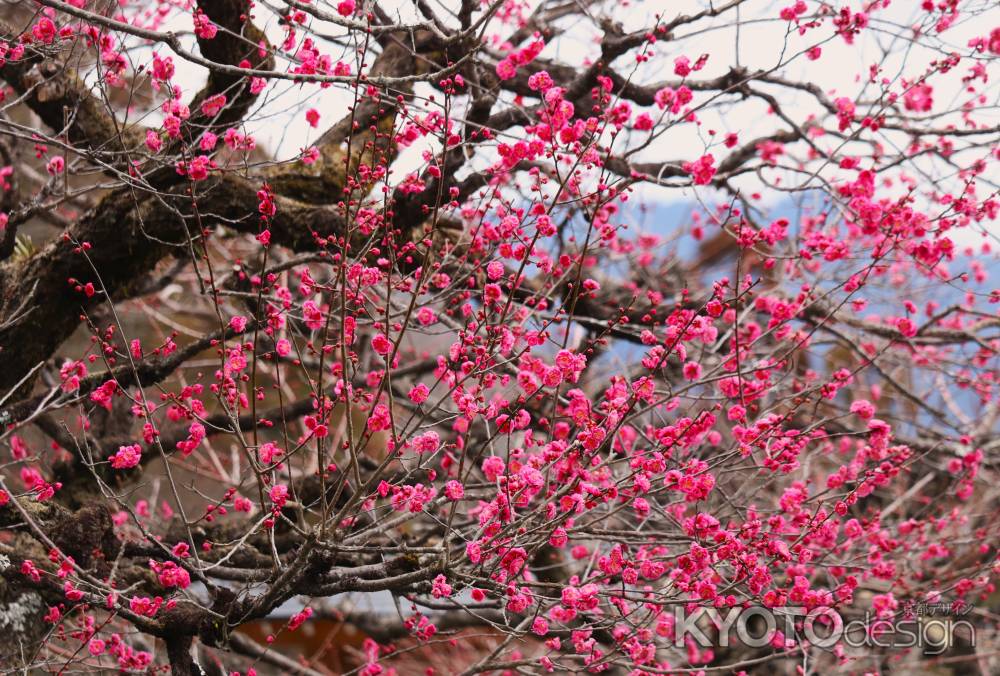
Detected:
[{"left": 0, "top": 0, "right": 997, "bottom": 675}]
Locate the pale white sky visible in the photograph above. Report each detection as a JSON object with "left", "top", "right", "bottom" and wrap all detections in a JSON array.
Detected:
[{"left": 127, "top": 0, "right": 999, "bottom": 247}]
